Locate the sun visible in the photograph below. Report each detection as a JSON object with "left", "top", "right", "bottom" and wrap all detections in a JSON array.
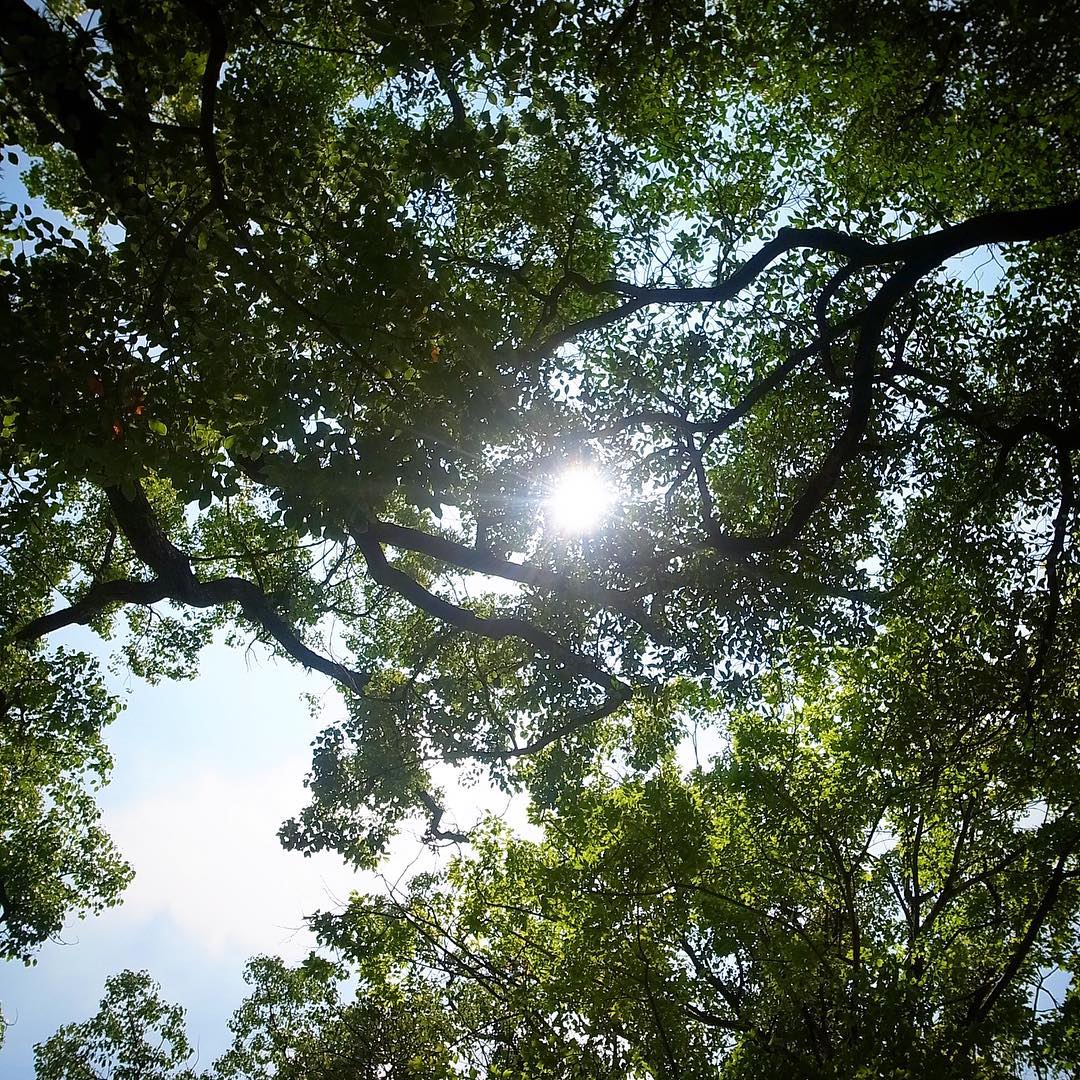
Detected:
[{"left": 547, "top": 466, "right": 613, "bottom": 534}]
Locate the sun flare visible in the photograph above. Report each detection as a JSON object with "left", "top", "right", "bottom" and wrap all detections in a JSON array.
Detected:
[{"left": 547, "top": 466, "right": 613, "bottom": 534}]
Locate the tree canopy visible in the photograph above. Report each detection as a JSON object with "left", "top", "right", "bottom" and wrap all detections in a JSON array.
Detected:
[{"left": 2, "top": 0, "right": 1080, "bottom": 1075}]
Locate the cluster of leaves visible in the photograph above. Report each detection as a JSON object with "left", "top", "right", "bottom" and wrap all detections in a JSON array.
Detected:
[
  {"left": 29, "top": 590, "right": 1080, "bottom": 1074},
  {"left": 0, "top": 645, "right": 131, "bottom": 965},
  {"left": 34, "top": 970, "right": 197, "bottom": 1080}
]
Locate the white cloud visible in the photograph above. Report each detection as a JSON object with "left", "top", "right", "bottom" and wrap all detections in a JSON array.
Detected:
[
  {"left": 99, "top": 755, "right": 538, "bottom": 962},
  {"left": 104, "top": 758, "right": 361, "bottom": 959}
]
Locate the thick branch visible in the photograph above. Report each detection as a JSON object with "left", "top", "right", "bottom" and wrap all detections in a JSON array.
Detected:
[
  {"left": 15, "top": 483, "right": 370, "bottom": 693},
  {"left": 417, "top": 790, "right": 470, "bottom": 843},
  {"left": 12, "top": 571, "right": 371, "bottom": 693},
  {"left": 181, "top": 0, "right": 229, "bottom": 206},
  {"left": 892, "top": 361, "right": 1080, "bottom": 452},
  {"left": 104, "top": 486, "right": 193, "bottom": 584},
  {"left": 965, "top": 833, "right": 1080, "bottom": 1028},
  {"left": 0, "top": 872, "right": 13, "bottom": 925},
  {"left": 0, "top": 0, "right": 126, "bottom": 192},
  {"left": 435, "top": 67, "right": 467, "bottom": 127},
  {"left": 774, "top": 260, "right": 929, "bottom": 544},
  {"left": 351, "top": 524, "right": 625, "bottom": 693},
  {"left": 365, "top": 518, "right": 666, "bottom": 638},
  {"left": 238, "top": 454, "right": 663, "bottom": 665},
  {"left": 1023, "top": 446, "right": 1074, "bottom": 716},
  {"left": 195, "top": 575, "right": 370, "bottom": 692},
  {"left": 535, "top": 198, "right": 1080, "bottom": 356},
  {"left": 12, "top": 578, "right": 170, "bottom": 643}
]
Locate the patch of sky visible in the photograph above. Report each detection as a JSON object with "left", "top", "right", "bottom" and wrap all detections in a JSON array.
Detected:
[{"left": 0, "top": 613, "right": 536, "bottom": 1078}]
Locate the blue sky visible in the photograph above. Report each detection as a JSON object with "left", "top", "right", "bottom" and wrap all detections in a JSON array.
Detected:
[
  {"left": 0, "top": 619, "right": 531, "bottom": 1077},
  {"left": 0, "top": 626, "right": 364, "bottom": 1075}
]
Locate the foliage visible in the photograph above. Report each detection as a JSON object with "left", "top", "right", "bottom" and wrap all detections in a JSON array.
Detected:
[
  {"left": 33, "top": 970, "right": 197, "bottom": 1080},
  {"left": 2, "top": 0, "right": 1080, "bottom": 1074},
  {"left": 0, "top": 644, "right": 132, "bottom": 965},
  {"left": 213, "top": 955, "right": 456, "bottom": 1080}
]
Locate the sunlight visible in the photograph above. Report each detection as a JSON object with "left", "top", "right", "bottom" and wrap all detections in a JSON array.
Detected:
[{"left": 547, "top": 466, "right": 613, "bottom": 534}]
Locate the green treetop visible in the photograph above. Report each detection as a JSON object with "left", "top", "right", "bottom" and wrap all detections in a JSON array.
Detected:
[{"left": 3, "top": 0, "right": 1080, "bottom": 1074}]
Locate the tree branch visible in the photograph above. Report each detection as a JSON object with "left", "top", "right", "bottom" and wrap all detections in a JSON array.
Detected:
[
  {"left": 0, "top": 0, "right": 126, "bottom": 192},
  {"left": 965, "top": 832, "right": 1080, "bottom": 1028},
  {"left": 364, "top": 517, "right": 666, "bottom": 640},
  {"left": 13, "top": 483, "right": 371, "bottom": 694},
  {"left": 12, "top": 578, "right": 171, "bottom": 643},
  {"left": 533, "top": 197, "right": 1080, "bottom": 362},
  {"left": 350, "top": 524, "right": 626, "bottom": 693}
]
